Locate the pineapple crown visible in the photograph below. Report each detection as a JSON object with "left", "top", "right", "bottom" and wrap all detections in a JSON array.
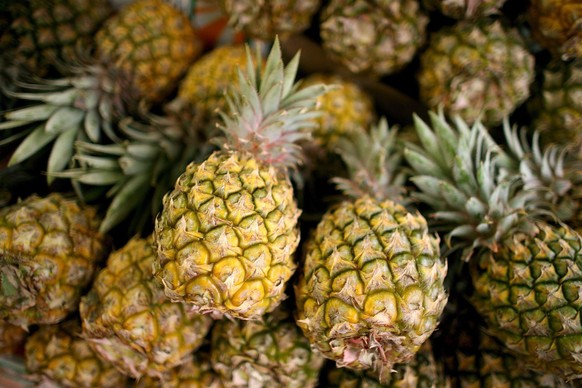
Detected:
[
  {"left": 215, "top": 37, "right": 327, "bottom": 172},
  {"left": 332, "top": 117, "right": 408, "bottom": 203},
  {"left": 404, "top": 111, "right": 545, "bottom": 260}
]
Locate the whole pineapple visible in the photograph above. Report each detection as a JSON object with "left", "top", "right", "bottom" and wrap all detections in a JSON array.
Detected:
[
  {"left": 218, "top": 0, "right": 321, "bottom": 41},
  {"left": 301, "top": 73, "right": 376, "bottom": 151},
  {"left": 0, "top": 193, "right": 108, "bottom": 328},
  {"left": 80, "top": 236, "right": 213, "bottom": 379},
  {"left": 0, "top": 0, "right": 113, "bottom": 77},
  {"left": 24, "top": 320, "right": 128, "bottom": 387},
  {"left": 295, "top": 119, "right": 448, "bottom": 382},
  {"left": 153, "top": 39, "right": 326, "bottom": 320},
  {"left": 404, "top": 111, "right": 582, "bottom": 381},
  {"left": 417, "top": 20, "right": 535, "bottom": 127},
  {"left": 320, "top": 0, "right": 428, "bottom": 77},
  {"left": 0, "top": 0, "right": 202, "bottom": 180},
  {"left": 527, "top": 0, "right": 582, "bottom": 61},
  {"left": 422, "top": 0, "right": 506, "bottom": 19},
  {"left": 326, "top": 341, "right": 448, "bottom": 387},
  {"left": 210, "top": 305, "right": 325, "bottom": 387}
]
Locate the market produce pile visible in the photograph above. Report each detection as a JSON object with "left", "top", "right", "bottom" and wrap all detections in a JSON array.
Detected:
[{"left": 0, "top": 0, "right": 581, "bottom": 387}]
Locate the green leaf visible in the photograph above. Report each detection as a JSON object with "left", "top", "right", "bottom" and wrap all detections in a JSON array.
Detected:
[
  {"left": 3, "top": 104, "right": 60, "bottom": 122},
  {"left": 84, "top": 109, "right": 101, "bottom": 143},
  {"left": 8, "top": 125, "right": 58, "bottom": 166},
  {"left": 45, "top": 107, "right": 84, "bottom": 134},
  {"left": 99, "top": 174, "right": 150, "bottom": 233},
  {"left": 76, "top": 171, "right": 125, "bottom": 185},
  {"left": 47, "top": 128, "right": 77, "bottom": 183}
]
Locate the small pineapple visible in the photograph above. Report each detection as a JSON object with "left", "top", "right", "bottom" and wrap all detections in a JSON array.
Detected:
[
  {"left": 319, "top": 0, "right": 428, "bottom": 77},
  {"left": 0, "top": 193, "right": 108, "bottom": 329},
  {"left": 153, "top": 38, "right": 326, "bottom": 320},
  {"left": 529, "top": 59, "right": 582, "bottom": 149},
  {"left": 0, "top": 0, "right": 113, "bottom": 77},
  {"left": 326, "top": 341, "right": 448, "bottom": 388},
  {"left": 422, "top": 0, "right": 507, "bottom": 19},
  {"left": 210, "top": 305, "right": 324, "bottom": 387},
  {"left": 527, "top": 0, "right": 582, "bottom": 61},
  {"left": 24, "top": 320, "right": 128, "bottom": 388},
  {"left": 301, "top": 73, "right": 376, "bottom": 151},
  {"left": 404, "top": 111, "right": 582, "bottom": 381},
  {"left": 0, "top": 0, "right": 202, "bottom": 180},
  {"left": 218, "top": 0, "right": 321, "bottom": 41},
  {"left": 417, "top": 20, "right": 535, "bottom": 127},
  {"left": 295, "top": 119, "right": 448, "bottom": 382},
  {"left": 80, "top": 236, "right": 213, "bottom": 379}
]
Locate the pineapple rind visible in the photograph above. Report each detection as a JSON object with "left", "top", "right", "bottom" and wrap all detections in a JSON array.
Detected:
[{"left": 422, "top": 0, "right": 506, "bottom": 19}]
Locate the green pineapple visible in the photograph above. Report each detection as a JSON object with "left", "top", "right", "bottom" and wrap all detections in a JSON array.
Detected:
[
  {"left": 153, "top": 38, "right": 327, "bottom": 320},
  {"left": 25, "top": 320, "right": 128, "bottom": 387},
  {"left": 0, "top": 0, "right": 202, "bottom": 181},
  {"left": 319, "top": 0, "right": 428, "bottom": 77},
  {"left": 295, "top": 119, "right": 448, "bottom": 382},
  {"left": 417, "top": 20, "right": 535, "bottom": 127},
  {"left": 0, "top": 193, "right": 109, "bottom": 328},
  {"left": 80, "top": 236, "right": 213, "bottom": 379},
  {"left": 210, "top": 305, "right": 325, "bottom": 387},
  {"left": 404, "top": 111, "right": 582, "bottom": 381}
]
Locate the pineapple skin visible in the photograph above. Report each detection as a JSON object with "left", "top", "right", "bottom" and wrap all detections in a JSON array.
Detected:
[
  {"left": 95, "top": 0, "right": 203, "bottom": 106},
  {"left": 0, "top": 0, "right": 113, "bottom": 76},
  {"left": 417, "top": 20, "right": 534, "bottom": 126},
  {"left": 320, "top": 0, "right": 428, "bottom": 77},
  {"left": 527, "top": 0, "right": 582, "bottom": 61},
  {"left": 154, "top": 151, "right": 300, "bottom": 320},
  {"left": 0, "top": 193, "right": 108, "bottom": 329},
  {"left": 295, "top": 196, "right": 448, "bottom": 381},
  {"left": 210, "top": 306, "right": 325, "bottom": 388},
  {"left": 0, "top": 321, "right": 27, "bottom": 356},
  {"left": 301, "top": 73, "right": 376, "bottom": 150},
  {"left": 80, "top": 236, "right": 213, "bottom": 379},
  {"left": 470, "top": 221, "right": 582, "bottom": 381},
  {"left": 422, "top": 0, "right": 507, "bottom": 19},
  {"left": 25, "top": 320, "right": 128, "bottom": 388},
  {"left": 218, "top": 0, "right": 321, "bottom": 41}
]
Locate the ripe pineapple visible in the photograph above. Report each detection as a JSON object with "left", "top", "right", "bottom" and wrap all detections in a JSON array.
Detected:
[
  {"left": 136, "top": 352, "right": 224, "bottom": 388},
  {"left": 0, "top": 0, "right": 202, "bottom": 180},
  {"left": 422, "top": 0, "right": 507, "bottom": 19},
  {"left": 529, "top": 59, "right": 582, "bottom": 149},
  {"left": 218, "top": 0, "right": 321, "bottom": 41},
  {"left": 320, "top": 0, "right": 428, "bottom": 77},
  {"left": 417, "top": 20, "right": 535, "bottom": 127},
  {"left": 527, "top": 0, "right": 582, "bottom": 61},
  {"left": 301, "top": 73, "right": 376, "bottom": 151},
  {"left": 210, "top": 305, "right": 325, "bottom": 387},
  {"left": 326, "top": 341, "right": 448, "bottom": 387},
  {"left": 0, "top": 321, "right": 27, "bottom": 355},
  {"left": 0, "top": 0, "right": 113, "bottom": 77},
  {"left": 404, "top": 111, "right": 582, "bottom": 380},
  {"left": 153, "top": 38, "right": 327, "bottom": 320},
  {"left": 0, "top": 193, "right": 108, "bottom": 329},
  {"left": 80, "top": 236, "right": 213, "bottom": 379},
  {"left": 295, "top": 119, "right": 448, "bottom": 382},
  {"left": 25, "top": 320, "right": 128, "bottom": 387}
]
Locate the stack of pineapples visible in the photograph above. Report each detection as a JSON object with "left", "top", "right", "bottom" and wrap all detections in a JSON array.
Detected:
[{"left": 0, "top": 0, "right": 581, "bottom": 387}]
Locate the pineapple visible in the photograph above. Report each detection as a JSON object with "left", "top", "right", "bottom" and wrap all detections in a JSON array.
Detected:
[
  {"left": 417, "top": 20, "right": 535, "bottom": 127},
  {"left": 529, "top": 59, "right": 582, "bottom": 149},
  {"left": 0, "top": 321, "right": 27, "bottom": 356},
  {"left": 0, "top": 0, "right": 113, "bottom": 78},
  {"left": 404, "top": 111, "right": 582, "bottom": 380},
  {"left": 319, "top": 0, "right": 428, "bottom": 77},
  {"left": 24, "top": 320, "right": 128, "bottom": 387},
  {"left": 326, "top": 341, "right": 448, "bottom": 388},
  {"left": 210, "top": 305, "right": 325, "bottom": 387},
  {"left": 0, "top": 193, "right": 108, "bottom": 329},
  {"left": 153, "top": 38, "right": 327, "bottom": 320},
  {"left": 136, "top": 352, "right": 224, "bottom": 388},
  {"left": 0, "top": 0, "right": 202, "bottom": 180},
  {"left": 79, "top": 236, "right": 213, "bottom": 379},
  {"left": 526, "top": 0, "right": 582, "bottom": 61},
  {"left": 295, "top": 119, "right": 448, "bottom": 382},
  {"left": 422, "top": 0, "right": 507, "bottom": 19},
  {"left": 218, "top": 0, "right": 321, "bottom": 41},
  {"left": 301, "top": 73, "right": 376, "bottom": 151}
]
